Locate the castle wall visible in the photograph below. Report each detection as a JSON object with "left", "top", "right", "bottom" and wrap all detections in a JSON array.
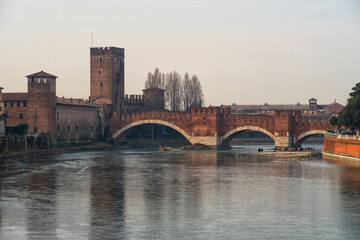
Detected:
[
  {"left": 3, "top": 99, "right": 28, "bottom": 127},
  {"left": 143, "top": 88, "right": 165, "bottom": 111},
  {"left": 56, "top": 103, "right": 99, "bottom": 143}
]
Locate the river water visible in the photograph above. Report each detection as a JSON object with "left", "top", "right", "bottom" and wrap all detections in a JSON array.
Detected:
[{"left": 1, "top": 144, "right": 360, "bottom": 239}]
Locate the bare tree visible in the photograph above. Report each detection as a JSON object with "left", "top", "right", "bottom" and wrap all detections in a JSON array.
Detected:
[
  {"left": 144, "top": 68, "right": 204, "bottom": 112},
  {"left": 182, "top": 72, "right": 192, "bottom": 112},
  {"left": 165, "top": 71, "right": 182, "bottom": 111},
  {"left": 190, "top": 75, "right": 204, "bottom": 109},
  {"left": 145, "top": 68, "right": 164, "bottom": 89}
]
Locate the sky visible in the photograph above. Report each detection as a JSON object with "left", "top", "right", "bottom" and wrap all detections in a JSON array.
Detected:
[{"left": 0, "top": 0, "right": 359, "bottom": 106}]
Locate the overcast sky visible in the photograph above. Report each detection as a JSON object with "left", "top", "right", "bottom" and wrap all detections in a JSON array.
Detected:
[{"left": 0, "top": 0, "right": 359, "bottom": 106}]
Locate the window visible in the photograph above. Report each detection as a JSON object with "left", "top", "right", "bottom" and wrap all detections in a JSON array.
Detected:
[
  {"left": 99, "top": 70, "right": 101, "bottom": 75},
  {"left": 38, "top": 78, "right": 40, "bottom": 83},
  {"left": 10, "top": 102, "right": 13, "bottom": 108},
  {"left": 57, "top": 125, "right": 60, "bottom": 131},
  {"left": 100, "top": 58, "right": 102, "bottom": 62},
  {"left": 19, "top": 113, "right": 23, "bottom": 119},
  {"left": 24, "top": 101, "right": 27, "bottom": 107},
  {"left": 4, "top": 102, "right": 7, "bottom": 107},
  {"left": 34, "top": 127, "right": 38, "bottom": 133},
  {"left": 67, "top": 126, "right": 70, "bottom": 133},
  {"left": 57, "top": 112, "right": 59, "bottom": 120},
  {"left": 76, "top": 126, "right": 78, "bottom": 133},
  {"left": 17, "top": 101, "right": 20, "bottom": 107},
  {"left": 44, "top": 78, "right": 47, "bottom": 83},
  {"left": 91, "top": 126, "right": 93, "bottom": 132},
  {"left": 31, "top": 77, "right": 34, "bottom": 83},
  {"left": 37, "top": 92, "right": 40, "bottom": 97},
  {"left": 100, "top": 82, "right": 103, "bottom": 87}
]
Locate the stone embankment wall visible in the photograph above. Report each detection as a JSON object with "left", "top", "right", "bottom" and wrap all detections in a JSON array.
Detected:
[
  {"left": 323, "top": 132, "right": 360, "bottom": 160},
  {"left": 0, "top": 135, "right": 51, "bottom": 154}
]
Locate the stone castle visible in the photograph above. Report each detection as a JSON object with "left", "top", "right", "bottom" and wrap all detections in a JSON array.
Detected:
[{"left": 0, "top": 47, "right": 165, "bottom": 144}]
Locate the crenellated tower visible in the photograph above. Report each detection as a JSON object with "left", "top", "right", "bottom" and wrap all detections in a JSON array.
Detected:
[
  {"left": 90, "top": 47, "right": 124, "bottom": 115},
  {"left": 26, "top": 71, "right": 57, "bottom": 138}
]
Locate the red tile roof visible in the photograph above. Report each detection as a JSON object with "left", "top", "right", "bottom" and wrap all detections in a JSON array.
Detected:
[
  {"left": 2, "top": 93, "right": 28, "bottom": 101},
  {"left": 56, "top": 97, "right": 97, "bottom": 107},
  {"left": 26, "top": 71, "right": 58, "bottom": 78},
  {"left": 323, "top": 102, "right": 344, "bottom": 115}
]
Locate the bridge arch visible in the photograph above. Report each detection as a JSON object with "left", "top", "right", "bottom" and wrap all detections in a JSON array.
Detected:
[
  {"left": 294, "top": 130, "right": 325, "bottom": 146},
  {"left": 221, "top": 126, "right": 275, "bottom": 147},
  {"left": 112, "top": 119, "right": 192, "bottom": 143}
]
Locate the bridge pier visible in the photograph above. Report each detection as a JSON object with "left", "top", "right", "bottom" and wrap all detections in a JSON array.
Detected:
[
  {"left": 190, "top": 136, "right": 219, "bottom": 147},
  {"left": 274, "top": 136, "right": 295, "bottom": 150}
]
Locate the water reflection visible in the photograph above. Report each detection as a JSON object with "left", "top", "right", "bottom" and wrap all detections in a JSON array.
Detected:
[
  {"left": 26, "top": 171, "right": 57, "bottom": 240},
  {"left": 0, "top": 149, "right": 359, "bottom": 239},
  {"left": 89, "top": 155, "right": 126, "bottom": 239}
]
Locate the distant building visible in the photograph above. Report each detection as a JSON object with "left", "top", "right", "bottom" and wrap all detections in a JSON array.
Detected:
[{"left": 225, "top": 98, "right": 344, "bottom": 117}]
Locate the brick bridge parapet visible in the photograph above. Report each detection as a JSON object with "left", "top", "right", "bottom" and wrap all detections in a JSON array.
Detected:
[{"left": 110, "top": 107, "right": 335, "bottom": 149}]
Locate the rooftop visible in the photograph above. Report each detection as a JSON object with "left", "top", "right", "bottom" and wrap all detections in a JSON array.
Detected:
[
  {"left": 56, "top": 97, "right": 98, "bottom": 107},
  {"left": 26, "top": 71, "right": 58, "bottom": 78},
  {"left": 2, "top": 93, "right": 28, "bottom": 101}
]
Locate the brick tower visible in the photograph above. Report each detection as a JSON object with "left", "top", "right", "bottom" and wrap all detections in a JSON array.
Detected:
[
  {"left": 90, "top": 47, "right": 124, "bottom": 115},
  {"left": 26, "top": 71, "right": 57, "bottom": 138}
]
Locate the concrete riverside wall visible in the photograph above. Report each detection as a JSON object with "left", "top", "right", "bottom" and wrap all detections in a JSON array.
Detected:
[{"left": 323, "top": 132, "right": 360, "bottom": 158}]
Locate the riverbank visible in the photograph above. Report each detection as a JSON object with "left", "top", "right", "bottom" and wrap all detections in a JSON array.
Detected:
[
  {"left": 0, "top": 142, "right": 122, "bottom": 164},
  {"left": 258, "top": 150, "right": 322, "bottom": 160},
  {"left": 323, "top": 132, "right": 360, "bottom": 161}
]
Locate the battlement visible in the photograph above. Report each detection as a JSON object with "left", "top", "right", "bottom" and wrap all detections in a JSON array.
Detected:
[
  {"left": 191, "top": 107, "right": 221, "bottom": 115},
  {"left": 90, "top": 47, "right": 125, "bottom": 56},
  {"left": 124, "top": 94, "right": 145, "bottom": 105}
]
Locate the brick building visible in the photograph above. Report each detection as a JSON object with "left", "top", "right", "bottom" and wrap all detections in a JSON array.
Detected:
[
  {"left": 1, "top": 71, "right": 100, "bottom": 144},
  {"left": 0, "top": 46, "right": 166, "bottom": 143},
  {"left": 89, "top": 47, "right": 165, "bottom": 115}
]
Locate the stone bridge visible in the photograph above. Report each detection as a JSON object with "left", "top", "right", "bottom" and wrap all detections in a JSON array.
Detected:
[{"left": 110, "top": 107, "right": 335, "bottom": 149}]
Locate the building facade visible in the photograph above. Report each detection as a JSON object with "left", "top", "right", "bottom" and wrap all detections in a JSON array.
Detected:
[
  {"left": 0, "top": 46, "right": 166, "bottom": 143},
  {"left": 1, "top": 71, "right": 100, "bottom": 144}
]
